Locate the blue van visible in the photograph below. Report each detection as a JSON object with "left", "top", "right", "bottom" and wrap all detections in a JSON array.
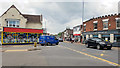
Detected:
[{"left": 39, "top": 35, "right": 59, "bottom": 46}]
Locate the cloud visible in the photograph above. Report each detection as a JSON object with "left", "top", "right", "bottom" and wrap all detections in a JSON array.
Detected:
[{"left": 0, "top": 1, "right": 119, "bottom": 34}]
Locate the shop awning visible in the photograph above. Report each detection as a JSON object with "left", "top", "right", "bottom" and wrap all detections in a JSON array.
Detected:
[
  {"left": 73, "top": 34, "right": 81, "bottom": 36},
  {"left": 115, "top": 34, "right": 120, "bottom": 37},
  {"left": 93, "top": 35, "right": 98, "bottom": 37},
  {"left": 102, "top": 35, "right": 110, "bottom": 37},
  {"left": 3, "top": 27, "right": 43, "bottom": 33}
]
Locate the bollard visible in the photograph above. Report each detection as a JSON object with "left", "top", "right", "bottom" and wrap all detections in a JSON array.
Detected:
[{"left": 34, "top": 42, "right": 37, "bottom": 47}]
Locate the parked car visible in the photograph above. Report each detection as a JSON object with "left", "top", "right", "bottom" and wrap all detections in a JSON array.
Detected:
[
  {"left": 39, "top": 35, "right": 59, "bottom": 46},
  {"left": 59, "top": 38, "right": 63, "bottom": 42},
  {"left": 85, "top": 38, "right": 112, "bottom": 50}
]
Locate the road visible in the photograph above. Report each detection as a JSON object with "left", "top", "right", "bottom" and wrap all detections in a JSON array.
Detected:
[{"left": 2, "top": 42, "right": 119, "bottom": 66}]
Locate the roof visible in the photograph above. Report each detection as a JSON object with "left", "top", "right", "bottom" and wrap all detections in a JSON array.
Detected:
[
  {"left": 0, "top": 5, "right": 22, "bottom": 17},
  {"left": 0, "top": 5, "right": 42, "bottom": 23},
  {"left": 22, "top": 14, "right": 42, "bottom": 23}
]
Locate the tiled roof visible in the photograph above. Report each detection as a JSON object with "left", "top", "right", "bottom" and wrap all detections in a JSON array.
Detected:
[{"left": 22, "top": 14, "right": 42, "bottom": 23}]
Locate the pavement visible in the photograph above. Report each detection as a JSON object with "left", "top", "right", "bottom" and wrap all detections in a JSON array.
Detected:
[{"left": 1, "top": 42, "right": 119, "bottom": 66}]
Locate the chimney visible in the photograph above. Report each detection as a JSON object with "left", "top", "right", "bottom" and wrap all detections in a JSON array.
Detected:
[
  {"left": 105, "top": 15, "right": 107, "bottom": 17},
  {"left": 111, "top": 14, "right": 113, "bottom": 16}
]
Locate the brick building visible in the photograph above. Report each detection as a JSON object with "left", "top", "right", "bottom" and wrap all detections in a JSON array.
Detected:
[{"left": 82, "top": 14, "right": 120, "bottom": 43}]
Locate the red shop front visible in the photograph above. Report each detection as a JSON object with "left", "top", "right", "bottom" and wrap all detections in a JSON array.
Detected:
[{"left": 1, "top": 27, "right": 43, "bottom": 44}]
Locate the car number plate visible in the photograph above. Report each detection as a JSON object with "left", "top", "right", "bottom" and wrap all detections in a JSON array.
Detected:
[{"left": 107, "top": 45, "right": 111, "bottom": 46}]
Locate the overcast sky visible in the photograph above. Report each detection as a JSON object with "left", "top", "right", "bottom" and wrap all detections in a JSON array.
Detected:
[{"left": 0, "top": 0, "right": 119, "bottom": 34}]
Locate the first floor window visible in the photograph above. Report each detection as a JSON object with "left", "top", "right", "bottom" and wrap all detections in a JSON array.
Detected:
[
  {"left": 6, "top": 19, "right": 20, "bottom": 27},
  {"left": 103, "top": 19, "right": 109, "bottom": 29},
  {"left": 116, "top": 18, "right": 120, "bottom": 29},
  {"left": 84, "top": 24, "right": 86, "bottom": 31},
  {"left": 93, "top": 21, "right": 98, "bottom": 30}
]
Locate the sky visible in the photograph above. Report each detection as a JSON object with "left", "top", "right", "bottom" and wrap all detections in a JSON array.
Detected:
[{"left": 0, "top": 0, "right": 119, "bottom": 34}]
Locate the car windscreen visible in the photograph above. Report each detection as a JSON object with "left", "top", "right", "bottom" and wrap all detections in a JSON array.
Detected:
[
  {"left": 40, "top": 36, "right": 45, "bottom": 39},
  {"left": 92, "top": 38, "right": 104, "bottom": 42}
]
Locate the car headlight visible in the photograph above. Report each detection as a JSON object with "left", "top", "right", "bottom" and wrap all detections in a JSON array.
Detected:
[{"left": 99, "top": 42, "right": 105, "bottom": 44}]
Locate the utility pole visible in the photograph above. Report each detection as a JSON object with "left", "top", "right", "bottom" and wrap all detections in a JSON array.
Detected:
[
  {"left": 82, "top": 0, "right": 84, "bottom": 24},
  {"left": 81, "top": 0, "right": 84, "bottom": 43}
]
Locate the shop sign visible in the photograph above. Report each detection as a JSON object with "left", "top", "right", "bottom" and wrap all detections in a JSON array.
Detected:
[{"left": 82, "top": 30, "right": 120, "bottom": 35}]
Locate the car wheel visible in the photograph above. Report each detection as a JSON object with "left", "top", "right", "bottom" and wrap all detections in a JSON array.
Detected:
[
  {"left": 41, "top": 44, "right": 44, "bottom": 46},
  {"left": 86, "top": 44, "right": 89, "bottom": 48},
  {"left": 97, "top": 45, "right": 103, "bottom": 50},
  {"left": 56, "top": 43, "right": 59, "bottom": 45}
]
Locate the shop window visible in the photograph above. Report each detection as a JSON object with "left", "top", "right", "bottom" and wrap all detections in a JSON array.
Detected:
[
  {"left": 3, "top": 32, "right": 15, "bottom": 43},
  {"left": 93, "top": 21, "right": 98, "bottom": 30},
  {"left": 114, "top": 34, "right": 120, "bottom": 42},
  {"left": 102, "top": 34, "right": 110, "bottom": 42},
  {"left": 103, "top": 19, "right": 109, "bottom": 30},
  {"left": 6, "top": 19, "right": 20, "bottom": 27},
  {"left": 116, "top": 18, "right": 120, "bottom": 29},
  {"left": 16, "top": 33, "right": 27, "bottom": 43},
  {"left": 28, "top": 33, "right": 37, "bottom": 43}
]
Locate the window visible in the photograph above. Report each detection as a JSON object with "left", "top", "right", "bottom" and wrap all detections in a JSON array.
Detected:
[
  {"left": 84, "top": 24, "right": 86, "bottom": 32},
  {"left": 77, "top": 27, "right": 81, "bottom": 31},
  {"left": 93, "top": 21, "right": 98, "bottom": 30},
  {"left": 103, "top": 19, "right": 109, "bottom": 30},
  {"left": 73, "top": 28, "right": 77, "bottom": 32},
  {"left": 116, "top": 18, "right": 120, "bottom": 29},
  {"left": 6, "top": 19, "right": 20, "bottom": 27}
]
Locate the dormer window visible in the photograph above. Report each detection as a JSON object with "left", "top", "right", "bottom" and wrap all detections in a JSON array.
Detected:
[{"left": 6, "top": 19, "right": 20, "bottom": 27}]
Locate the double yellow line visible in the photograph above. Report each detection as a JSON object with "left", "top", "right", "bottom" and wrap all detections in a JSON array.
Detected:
[
  {"left": 58, "top": 46, "right": 120, "bottom": 66},
  {"left": 12, "top": 45, "right": 32, "bottom": 47},
  {"left": 3, "top": 49, "right": 28, "bottom": 52}
]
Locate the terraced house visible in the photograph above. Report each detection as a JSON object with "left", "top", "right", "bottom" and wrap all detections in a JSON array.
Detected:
[
  {"left": 0, "top": 5, "right": 43, "bottom": 44},
  {"left": 82, "top": 14, "right": 120, "bottom": 43}
]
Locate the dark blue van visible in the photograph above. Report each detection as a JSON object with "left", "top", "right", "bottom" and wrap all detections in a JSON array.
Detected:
[{"left": 39, "top": 35, "right": 59, "bottom": 46}]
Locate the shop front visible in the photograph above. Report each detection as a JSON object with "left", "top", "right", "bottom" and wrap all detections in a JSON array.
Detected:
[
  {"left": 1, "top": 27, "right": 43, "bottom": 44},
  {"left": 93, "top": 34, "right": 98, "bottom": 38},
  {"left": 82, "top": 29, "right": 120, "bottom": 43},
  {"left": 73, "top": 34, "right": 81, "bottom": 42},
  {"left": 114, "top": 34, "right": 120, "bottom": 42},
  {"left": 102, "top": 34, "right": 110, "bottom": 42}
]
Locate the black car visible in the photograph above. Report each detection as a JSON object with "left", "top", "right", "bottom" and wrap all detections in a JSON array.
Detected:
[{"left": 85, "top": 38, "right": 112, "bottom": 50}]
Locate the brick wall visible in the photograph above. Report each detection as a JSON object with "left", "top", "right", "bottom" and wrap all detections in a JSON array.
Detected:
[{"left": 83, "top": 14, "right": 119, "bottom": 32}]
